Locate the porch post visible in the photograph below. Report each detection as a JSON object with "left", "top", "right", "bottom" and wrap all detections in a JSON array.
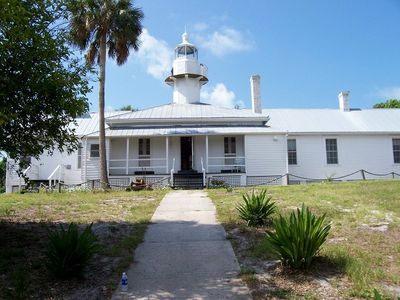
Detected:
[
  {"left": 205, "top": 135, "right": 209, "bottom": 173},
  {"left": 166, "top": 136, "right": 169, "bottom": 173},
  {"left": 84, "top": 138, "right": 88, "bottom": 182},
  {"left": 126, "top": 137, "right": 129, "bottom": 175}
]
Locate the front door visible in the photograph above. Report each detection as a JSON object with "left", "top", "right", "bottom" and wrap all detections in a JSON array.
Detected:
[{"left": 180, "top": 137, "right": 192, "bottom": 171}]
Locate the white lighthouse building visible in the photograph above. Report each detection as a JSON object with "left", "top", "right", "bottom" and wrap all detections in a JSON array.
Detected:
[
  {"left": 5, "top": 32, "right": 400, "bottom": 192},
  {"left": 165, "top": 32, "right": 208, "bottom": 104}
]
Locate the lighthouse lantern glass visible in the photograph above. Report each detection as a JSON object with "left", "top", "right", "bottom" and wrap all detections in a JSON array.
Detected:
[{"left": 175, "top": 45, "right": 198, "bottom": 59}]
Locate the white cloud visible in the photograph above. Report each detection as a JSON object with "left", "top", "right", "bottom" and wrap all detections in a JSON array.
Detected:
[
  {"left": 195, "top": 27, "right": 253, "bottom": 57},
  {"left": 135, "top": 29, "right": 173, "bottom": 80},
  {"left": 376, "top": 86, "right": 400, "bottom": 99},
  {"left": 193, "top": 22, "right": 208, "bottom": 32},
  {"left": 201, "top": 83, "right": 241, "bottom": 108}
]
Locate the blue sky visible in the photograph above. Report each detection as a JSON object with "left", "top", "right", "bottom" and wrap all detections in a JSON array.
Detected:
[{"left": 86, "top": 0, "right": 400, "bottom": 111}]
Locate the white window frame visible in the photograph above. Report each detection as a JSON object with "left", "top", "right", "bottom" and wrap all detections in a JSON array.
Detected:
[
  {"left": 90, "top": 144, "right": 99, "bottom": 159},
  {"left": 77, "top": 142, "right": 82, "bottom": 168},
  {"left": 287, "top": 139, "right": 297, "bottom": 165},
  {"left": 224, "top": 137, "right": 236, "bottom": 165},
  {"left": 325, "top": 138, "right": 338, "bottom": 165},
  {"left": 393, "top": 138, "right": 400, "bottom": 164},
  {"left": 138, "top": 138, "right": 150, "bottom": 167}
]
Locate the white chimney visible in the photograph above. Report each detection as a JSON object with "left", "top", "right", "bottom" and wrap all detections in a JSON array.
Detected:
[
  {"left": 338, "top": 91, "right": 350, "bottom": 111},
  {"left": 250, "top": 75, "right": 262, "bottom": 114}
]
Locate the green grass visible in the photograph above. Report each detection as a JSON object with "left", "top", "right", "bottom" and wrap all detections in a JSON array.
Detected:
[
  {"left": 0, "top": 189, "right": 167, "bottom": 299},
  {"left": 207, "top": 180, "right": 400, "bottom": 299}
]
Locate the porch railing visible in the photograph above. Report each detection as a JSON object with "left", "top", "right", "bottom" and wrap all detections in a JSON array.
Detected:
[
  {"left": 109, "top": 158, "right": 168, "bottom": 175},
  {"left": 207, "top": 156, "right": 246, "bottom": 174}
]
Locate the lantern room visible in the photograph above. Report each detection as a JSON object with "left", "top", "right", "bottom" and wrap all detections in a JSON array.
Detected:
[
  {"left": 175, "top": 32, "right": 198, "bottom": 60},
  {"left": 165, "top": 32, "right": 208, "bottom": 104}
]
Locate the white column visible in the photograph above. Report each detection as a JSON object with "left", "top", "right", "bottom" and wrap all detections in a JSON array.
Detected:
[
  {"left": 191, "top": 136, "right": 194, "bottom": 169},
  {"left": 84, "top": 138, "right": 88, "bottom": 182},
  {"left": 205, "top": 135, "right": 209, "bottom": 173},
  {"left": 166, "top": 136, "right": 169, "bottom": 173},
  {"left": 126, "top": 137, "right": 129, "bottom": 175}
]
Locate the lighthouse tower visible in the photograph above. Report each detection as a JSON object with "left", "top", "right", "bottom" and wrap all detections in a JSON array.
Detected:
[{"left": 165, "top": 32, "right": 208, "bottom": 104}]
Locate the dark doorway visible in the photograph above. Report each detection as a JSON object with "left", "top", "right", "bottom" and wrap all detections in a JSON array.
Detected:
[{"left": 180, "top": 137, "right": 192, "bottom": 171}]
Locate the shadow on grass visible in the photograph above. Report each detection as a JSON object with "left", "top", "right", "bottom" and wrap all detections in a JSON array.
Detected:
[
  {"left": 1, "top": 219, "right": 252, "bottom": 300},
  {"left": 0, "top": 219, "right": 149, "bottom": 300}
]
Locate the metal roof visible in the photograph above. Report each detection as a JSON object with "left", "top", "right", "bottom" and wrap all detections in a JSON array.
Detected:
[
  {"left": 263, "top": 108, "right": 400, "bottom": 134},
  {"left": 74, "top": 107, "right": 400, "bottom": 137},
  {"left": 72, "top": 111, "right": 130, "bottom": 136},
  {"left": 105, "top": 103, "right": 269, "bottom": 123},
  {"left": 86, "top": 126, "right": 279, "bottom": 137}
]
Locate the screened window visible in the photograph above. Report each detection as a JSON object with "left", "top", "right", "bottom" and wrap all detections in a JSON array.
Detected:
[
  {"left": 77, "top": 142, "right": 82, "bottom": 168},
  {"left": 287, "top": 139, "right": 297, "bottom": 165},
  {"left": 326, "top": 139, "right": 338, "bottom": 164},
  {"left": 224, "top": 137, "right": 236, "bottom": 155},
  {"left": 393, "top": 139, "right": 400, "bottom": 163},
  {"left": 224, "top": 137, "right": 236, "bottom": 165},
  {"left": 90, "top": 144, "right": 99, "bottom": 158},
  {"left": 138, "top": 138, "right": 150, "bottom": 167}
]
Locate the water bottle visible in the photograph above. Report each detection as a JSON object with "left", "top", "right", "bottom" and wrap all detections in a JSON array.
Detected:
[{"left": 121, "top": 272, "right": 128, "bottom": 292}]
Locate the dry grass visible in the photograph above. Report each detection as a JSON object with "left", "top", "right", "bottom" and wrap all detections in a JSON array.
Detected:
[
  {"left": 0, "top": 189, "right": 167, "bottom": 299},
  {"left": 208, "top": 180, "right": 400, "bottom": 299}
]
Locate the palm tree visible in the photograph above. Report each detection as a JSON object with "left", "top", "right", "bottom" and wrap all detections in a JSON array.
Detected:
[{"left": 68, "top": 0, "right": 143, "bottom": 188}]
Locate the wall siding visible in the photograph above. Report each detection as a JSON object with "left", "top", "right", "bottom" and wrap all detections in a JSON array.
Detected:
[
  {"left": 288, "top": 135, "right": 400, "bottom": 180},
  {"left": 245, "top": 134, "right": 287, "bottom": 177}
]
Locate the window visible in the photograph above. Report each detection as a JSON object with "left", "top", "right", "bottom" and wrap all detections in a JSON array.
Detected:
[
  {"left": 224, "top": 137, "right": 236, "bottom": 165},
  {"left": 138, "top": 138, "right": 150, "bottom": 167},
  {"left": 326, "top": 139, "right": 338, "bottom": 164},
  {"left": 287, "top": 139, "right": 297, "bottom": 165},
  {"left": 393, "top": 139, "right": 400, "bottom": 163},
  {"left": 90, "top": 144, "right": 99, "bottom": 158},
  {"left": 224, "top": 137, "right": 236, "bottom": 155},
  {"left": 77, "top": 142, "right": 82, "bottom": 168}
]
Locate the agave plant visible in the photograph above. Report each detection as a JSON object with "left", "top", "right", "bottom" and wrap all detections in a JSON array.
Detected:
[
  {"left": 237, "top": 189, "right": 276, "bottom": 226},
  {"left": 266, "top": 204, "right": 331, "bottom": 271},
  {"left": 46, "top": 223, "right": 98, "bottom": 278}
]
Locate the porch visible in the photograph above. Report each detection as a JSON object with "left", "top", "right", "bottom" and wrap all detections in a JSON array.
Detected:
[{"left": 108, "top": 135, "right": 246, "bottom": 177}]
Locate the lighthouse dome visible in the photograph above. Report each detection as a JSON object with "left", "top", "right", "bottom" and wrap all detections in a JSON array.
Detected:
[{"left": 175, "top": 32, "right": 198, "bottom": 60}]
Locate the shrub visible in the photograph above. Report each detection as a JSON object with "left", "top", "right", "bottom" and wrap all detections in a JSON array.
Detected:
[
  {"left": 237, "top": 189, "right": 276, "bottom": 226},
  {"left": 45, "top": 223, "right": 98, "bottom": 278},
  {"left": 265, "top": 204, "right": 331, "bottom": 271}
]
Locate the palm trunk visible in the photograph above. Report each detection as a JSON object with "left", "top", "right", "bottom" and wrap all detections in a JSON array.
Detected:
[{"left": 98, "top": 32, "right": 109, "bottom": 189}]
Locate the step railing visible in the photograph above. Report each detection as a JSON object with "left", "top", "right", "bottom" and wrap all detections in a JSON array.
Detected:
[
  {"left": 200, "top": 157, "right": 206, "bottom": 187},
  {"left": 170, "top": 158, "right": 175, "bottom": 186},
  {"left": 47, "top": 164, "right": 64, "bottom": 188}
]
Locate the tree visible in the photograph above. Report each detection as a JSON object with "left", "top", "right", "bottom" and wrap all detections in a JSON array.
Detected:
[
  {"left": 0, "top": 0, "right": 90, "bottom": 171},
  {"left": 119, "top": 105, "right": 138, "bottom": 111},
  {"left": 68, "top": 0, "right": 143, "bottom": 188},
  {"left": 373, "top": 99, "right": 400, "bottom": 108}
]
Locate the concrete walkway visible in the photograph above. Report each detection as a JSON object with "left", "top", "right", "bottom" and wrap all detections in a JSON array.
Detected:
[{"left": 113, "top": 190, "right": 251, "bottom": 300}]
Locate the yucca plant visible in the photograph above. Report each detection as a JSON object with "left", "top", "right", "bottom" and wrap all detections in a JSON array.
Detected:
[
  {"left": 237, "top": 189, "right": 276, "bottom": 226},
  {"left": 266, "top": 204, "right": 331, "bottom": 271},
  {"left": 46, "top": 223, "right": 98, "bottom": 278}
]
